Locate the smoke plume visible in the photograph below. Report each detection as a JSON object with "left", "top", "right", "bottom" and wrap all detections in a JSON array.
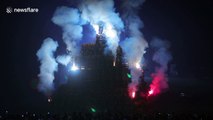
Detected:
[
  {"left": 56, "top": 55, "right": 71, "bottom": 66},
  {"left": 120, "top": 0, "right": 148, "bottom": 96},
  {"left": 52, "top": 6, "right": 83, "bottom": 59},
  {"left": 36, "top": 38, "right": 58, "bottom": 95},
  {"left": 79, "top": 0, "right": 124, "bottom": 57},
  {"left": 37, "top": 0, "right": 172, "bottom": 98},
  {"left": 149, "top": 38, "right": 172, "bottom": 95}
]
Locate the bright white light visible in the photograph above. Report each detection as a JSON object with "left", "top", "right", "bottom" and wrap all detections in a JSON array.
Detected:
[
  {"left": 131, "top": 91, "right": 136, "bottom": 98},
  {"left": 71, "top": 63, "right": 79, "bottom": 71},
  {"left": 92, "top": 24, "right": 99, "bottom": 34},
  {"left": 148, "top": 89, "right": 154, "bottom": 96},
  {"left": 105, "top": 29, "right": 116, "bottom": 38},
  {"left": 104, "top": 24, "right": 117, "bottom": 38},
  {"left": 135, "top": 62, "right": 141, "bottom": 69}
]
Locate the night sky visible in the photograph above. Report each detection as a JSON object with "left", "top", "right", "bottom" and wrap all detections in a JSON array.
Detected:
[{"left": 1, "top": 0, "right": 213, "bottom": 112}]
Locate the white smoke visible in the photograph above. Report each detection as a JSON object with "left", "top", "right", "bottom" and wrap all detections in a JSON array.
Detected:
[
  {"left": 79, "top": 0, "right": 124, "bottom": 57},
  {"left": 120, "top": 0, "right": 148, "bottom": 93},
  {"left": 56, "top": 55, "right": 71, "bottom": 66},
  {"left": 36, "top": 38, "right": 58, "bottom": 95},
  {"left": 52, "top": 6, "right": 84, "bottom": 58},
  {"left": 37, "top": 0, "right": 151, "bottom": 96}
]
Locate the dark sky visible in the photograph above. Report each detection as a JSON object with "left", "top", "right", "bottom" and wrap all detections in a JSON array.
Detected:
[{"left": 1, "top": 0, "right": 213, "bottom": 111}]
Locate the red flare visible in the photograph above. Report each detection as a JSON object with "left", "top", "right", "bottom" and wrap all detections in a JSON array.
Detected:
[
  {"left": 131, "top": 91, "right": 136, "bottom": 98},
  {"left": 148, "top": 89, "right": 154, "bottom": 96}
]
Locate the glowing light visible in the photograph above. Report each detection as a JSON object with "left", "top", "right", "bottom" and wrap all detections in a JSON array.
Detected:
[
  {"left": 131, "top": 91, "right": 136, "bottom": 98},
  {"left": 113, "top": 61, "right": 116, "bottom": 67},
  {"left": 71, "top": 63, "right": 79, "bottom": 71},
  {"left": 48, "top": 98, "right": 52, "bottom": 103},
  {"left": 127, "top": 73, "right": 131, "bottom": 78},
  {"left": 92, "top": 24, "right": 99, "bottom": 34},
  {"left": 47, "top": 97, "right": 52, "bottom": 103},
  {"left": 80, "top": 66, "right": 85, "bottom": 70},
  {"left": 90, "top": 107, "right": 96, "bottom": 113},
  {"left": 135, "top": 62, "right": 141, "bottom": 69},
  {"left": 105, "top": 29, "right": 116, "bottom": 38},
  {"left": 148, "top": 89, "right": 154, "bottom": 96},
  {"left": 104, "top": 24, "right": 116, "bottom": 38}
]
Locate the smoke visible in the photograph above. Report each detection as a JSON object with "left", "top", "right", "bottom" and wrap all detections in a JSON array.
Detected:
[
  {"left": 51, "top": 2, "right": 124, "bottom": 60},
  {"left": 56, "top": 55, "right": 71, "bottom": 66},
  {"left": 52, "top": 6, "right": 84, "bottom": 58},
  {"left": 36, "top": 38, "right": 58, "bottom": 95},
  {"left": 36, "top": 0, "right": 172, "bottom": 98},
  {"left": 149, "top": 38, "right": 172, "bottom": 95},
  {"left": 79, "top": 0, "right": 124, "bottom": 57},
  {"left": 120, "top": 0, "right": 148, "bottom": 96}
]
